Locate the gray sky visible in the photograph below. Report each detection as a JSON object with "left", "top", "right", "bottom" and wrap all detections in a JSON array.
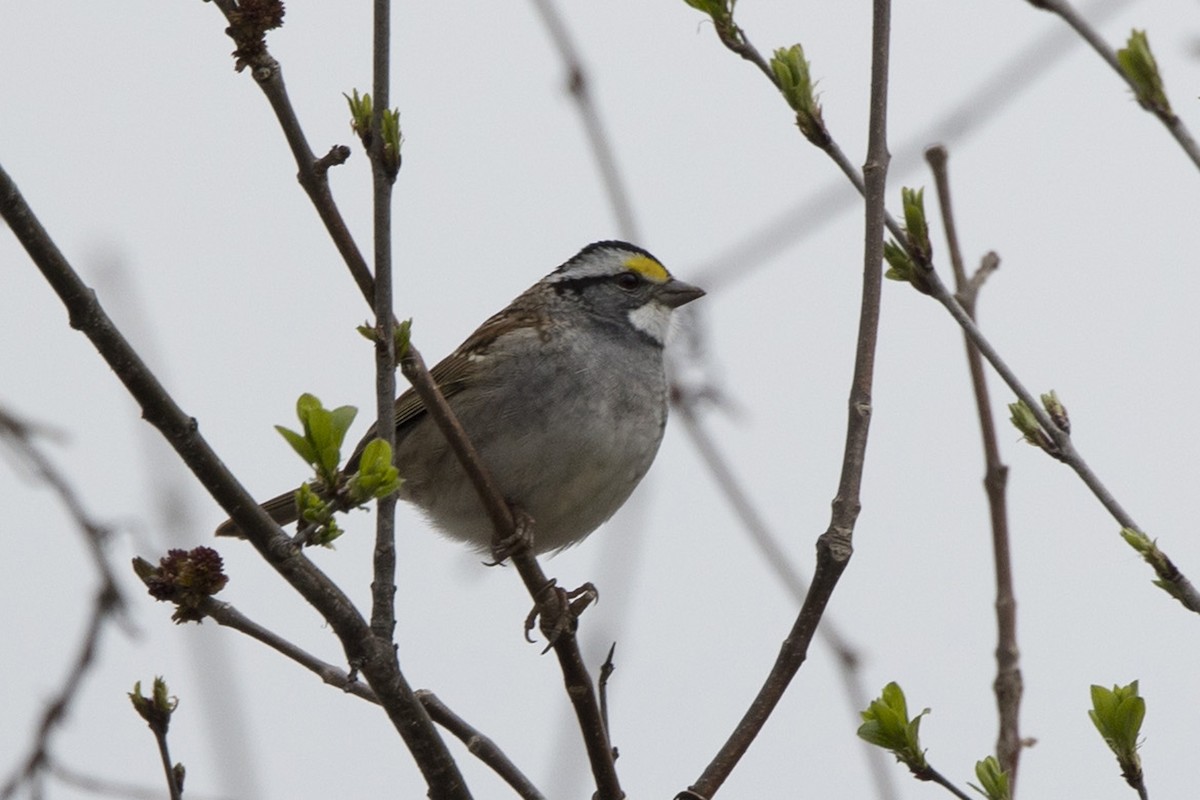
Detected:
[{"left": 3, "top": 2, "right": 1199, "bottom": 798}]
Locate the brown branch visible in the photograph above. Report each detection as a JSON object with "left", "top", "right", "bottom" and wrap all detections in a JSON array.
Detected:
[
  {"left": 715, "top": 0, "right": 1200, "bottom": 615},
  {"left": 207, "top": 0, "right": 377, "bottom": 306},
  {"left": 0, "top": 161, "right": 469, "bottom": 800},
  {"left": 398, "top": 348, "right": 623, "bottom": 800},
  {"left": 417, "top": 692, "right": 548, "bottom": 800},
  {"left": 366, "top": 0, "right": 399, "bottom": 645},
  {"left": 1026, "top": 0, "right": 1200, "bottom": 171},
  {"left": 691, "top": 0, "right": 1137, "bottom": 293},
  {"left": 926, "top": 145, "right": 1023, "bottom": 784},
  {"left": 674, "top": 396, "right": 898, "bottom": 800},
  {"left": 200, "top": 599, "right": 543, "bottom": 799},
  {"left": 679, "top": 1, "right": 893, "bottom": 795}
]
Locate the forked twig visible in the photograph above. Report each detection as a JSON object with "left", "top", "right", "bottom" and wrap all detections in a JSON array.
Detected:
[
  {"left": 0, "top": 160, "right": 469, "bottom": 799},
  {"left": 926, "top": 145, "right": 1023, "bottom": 783}
]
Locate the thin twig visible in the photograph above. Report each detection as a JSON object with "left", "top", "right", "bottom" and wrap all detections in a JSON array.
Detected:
[
  {"left": 926, "top": 146, "right": 1023, "bottom": 784},
  {"left": 149, "top": 723, "right": 183, "bottom": 800},
  {"left": 202, "top": 598, "right": 379, "bottom": 703},
  {"left": 598, "top": 643, "right": 617, "bottom": 743},
  {"left": 0, "top": 161, "right": 470, "bottom": 800},
  {"left": 923, "top": 766, "right": 975, "bottom": 800},
  {"left": 0, "top": 595, "right": 117, "bottom": 800},
  {"left": 697, "top": 0, "right": 1200, "bottom": 614},
  {"left": 0, "top": 407, "right": 128, "bottom": 800},
  {"left": 674, "top": 397, "right": 898, "bottom": 800},
  {"left": 397, "top": 348, "right": 623, "bottom": 799},
  {"left": 0, "top": 406, "right": 127, "bottom": 615},
  {"left": 1027, "top": 0, "right": 1200, "bottom": 170},
  {"left": 207, "top": 0, "right": 377, "bottom": 305},
  {"left": 681, "top": 1, "right": 893, "bottom": 795},
  {"left": 923, "top": 264, "right": 1200, "bottom": 613},
  {"left": 417, "top": 692, "right": 548, "bottom": 800},
  {"left": 691, "top": 0, "right": 1136, "bottom": 292},
  {"left": 367, "top": 0, "right": 399, "bottom": 644},
  {"left": 200, "top": 599, "right": 543, "bottom": 798}
]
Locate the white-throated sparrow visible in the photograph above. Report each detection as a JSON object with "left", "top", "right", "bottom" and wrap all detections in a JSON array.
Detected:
[{"left": 216, "top": 241, "right": 704, "bottom": 553}]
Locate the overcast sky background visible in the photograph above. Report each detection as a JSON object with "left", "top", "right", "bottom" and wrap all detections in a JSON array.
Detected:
[{"left": 3, "top": 1, "right": 1199, "bottom": 798}]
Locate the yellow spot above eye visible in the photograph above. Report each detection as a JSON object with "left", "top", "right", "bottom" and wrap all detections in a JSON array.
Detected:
[{"left": 623, "top": 254, "right": 669, "bottom": 284}]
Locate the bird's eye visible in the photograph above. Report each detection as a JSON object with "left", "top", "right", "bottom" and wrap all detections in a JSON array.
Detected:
[{"left": 615, "top": 271, "right": 640, "bottom": 290}]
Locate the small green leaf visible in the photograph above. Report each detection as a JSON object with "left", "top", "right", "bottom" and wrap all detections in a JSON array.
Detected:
[
  {"left": 345, "top": 88, "right": 373, "bottom": 136},
  {"left": 1006, "top": 398, "right": 1057, "bottom": 455},
  {"left": 883, "top": 239, "right": 931, "bottom": 294},
  {"left": 1116, "top": 30, "right": 1171, "bottom": 115},
  {"left": 770, "top": 44, "right": 827, "bottom": 146},
  {"left": 328, "top": 405, "right": 358, "bottom": 449},
  {"left": 294, "top": 483, "right": 343, "bottom": 547},
  {"left": 275, "top": 424, "right": 315, "bottom": 464},
  {"left": 396, "top": 318, "right": 413, "bottom": 359},
  {"left": 900, "top": 187, "right": 931, "bottom": 264},
  {"left": 349, "top": 438, "right": 402, "bottom": 504},
  {"left": 1089, "top": 681, "right": 1145, "bottom": 785},
  {"left": 1040, "top": 390, "right": 1069, "bottom": 433},
  {"left": 681, "top": 0, "right": 734, "bottom": 20},
  {"left": 968, "top": 756, "right": 1011, "bottom": 800},
  {"left": 129, "top": 676, "right": 178, "bottom": 730},
  {"left": 381, "top": 107, "right": 403, "bottom": 174},
  {"left": 857, "top": 682, "right": 929, "bottom": 772}
]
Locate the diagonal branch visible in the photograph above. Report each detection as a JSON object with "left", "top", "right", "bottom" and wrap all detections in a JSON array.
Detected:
[
  {"left": 691, "top": 0, "right": 1200, "bottom": 616},
  {"left": 0, "top": 161, "right": 469, "bottom": 800},
  {"left": 398, "top": 348, "right": 623, "bottom": 800},
  {"left": 675, "top": 397, "right": 899, "bottom": 800},
  {"left": 208, "top": 0, "right": 377, "bottom": 305},
  {"left": 199, "top": 598, "right": 545, "bottom": 799},
  {"left": 1026, "top": 0, "right": 1200, "bottom": 170},
  {"left": 680, "top": 1, "right": 893, "bottom": 796}
]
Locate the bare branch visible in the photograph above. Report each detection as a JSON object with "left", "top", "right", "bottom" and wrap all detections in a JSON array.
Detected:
[
  {"left": 681, "top": 1, "right": 893, "bottom": 795},
  {"left": 1027, "top": 0, "right": 1200, "bottom": 170},
  {"left": 207, "top": 0, "right": 377, "bottom": 305},
  {"left": 367, "top": 0, "right": 399, "bottom": 647},
  {"left": 200, "top": 599, "right": 543, "bottom": 798},
  {"left": 926, "top": 145, "right": 1023, "bottom": 784},
  {"left": 0, "top": 596, "right": 117, "bottom": 800},
  {"left": 418, "top": 692, "right": 548, "bottom": 800},
  {"left": 0, "top": 161, "right": 469, "bottom": 799},
  {"left": 674, "top": 396, "right": 898, "bottom": 800}
]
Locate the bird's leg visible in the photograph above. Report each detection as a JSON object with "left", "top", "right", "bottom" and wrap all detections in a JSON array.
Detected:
[{"left": 486, "top": 503, "right": 536, "bottom": 565}]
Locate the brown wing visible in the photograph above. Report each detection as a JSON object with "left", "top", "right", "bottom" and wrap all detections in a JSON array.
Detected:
[{"left": 343, "top": 298, "right": 546, "bottom": 470}]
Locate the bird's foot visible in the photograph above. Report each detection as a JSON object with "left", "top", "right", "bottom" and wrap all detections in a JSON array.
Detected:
[{"left": 525, "top": 580, "right": 598, "bottom": 652}]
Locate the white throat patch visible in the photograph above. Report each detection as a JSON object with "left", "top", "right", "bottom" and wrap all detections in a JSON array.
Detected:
[{"left": 627, "top": 302, "right": 673, "bottom": 344}]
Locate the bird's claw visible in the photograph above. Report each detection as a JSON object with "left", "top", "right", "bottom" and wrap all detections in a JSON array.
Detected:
[{"left": 524, "top": 580, "right": 599, "bottom": 651}]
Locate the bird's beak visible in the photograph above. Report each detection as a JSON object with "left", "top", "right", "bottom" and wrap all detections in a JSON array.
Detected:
[{"left": 658, "top": 279, "right": 705, "bottom": 309}]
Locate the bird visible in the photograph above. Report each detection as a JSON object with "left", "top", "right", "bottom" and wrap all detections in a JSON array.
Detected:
[{"left": 216, "top": 240, "right": 704, "bottom": 554}]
